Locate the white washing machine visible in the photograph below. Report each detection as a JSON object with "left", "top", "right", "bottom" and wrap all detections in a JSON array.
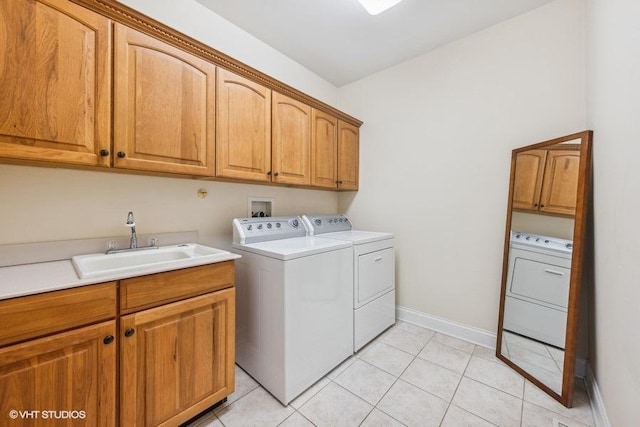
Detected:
[
  {"left": 504, "top": 231, "right": 573, "bottom": 348},
  {"left": 232, "top": 216, "right": 353, "bottom": 405},
  {"left": 302, "top": 214, "right": 395, "bottom": 351}
]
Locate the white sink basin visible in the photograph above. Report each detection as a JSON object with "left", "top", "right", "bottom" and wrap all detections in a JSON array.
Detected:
[{"left": 72, "top": 244, "right": 236, "bottom": 279}]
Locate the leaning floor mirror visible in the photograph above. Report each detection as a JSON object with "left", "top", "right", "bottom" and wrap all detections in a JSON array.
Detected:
[{"left": 496, "top": 130, "right": 593, "bottom": 407}]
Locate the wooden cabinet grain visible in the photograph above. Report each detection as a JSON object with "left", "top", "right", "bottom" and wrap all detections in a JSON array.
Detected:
[
  {"left": 113, "top": 24, "right": 216, "bottom": 176},
  {"left": 311, "top": 110, "right": 338, "bottom": 188},
  {"left": 0, "top": 321, "right": 117, "bottom": 427},
  {"left": 0, "top": 282, "right": 117, "bottom": 427},
  {"left": 119, "top": 263, "right": 235, "bottom": 426},
  {"left": 216, "top": 68, "right": 272, "bottom": 182},
  {"left": 120, "top": 280, "right": 235, "bottom": 426},
  {"left": 0, "top": 0, "right": 112, "bottom": 167},
  {"left": 513, "top": 148, "right": 580, "bottom": 216},
  {"left": 337, "top": 120, "right": 360, "bottom": 190},
  {"left": 272, "top": 93, "right": 311, "bottom": 185}
]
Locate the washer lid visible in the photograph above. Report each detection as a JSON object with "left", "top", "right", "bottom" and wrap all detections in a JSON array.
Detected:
[
  {"left": 232, "top": 236, "right": 351, "bottom": 261},
  {"left": 317, "top": 230, "right": 394, "bottom": 245}
]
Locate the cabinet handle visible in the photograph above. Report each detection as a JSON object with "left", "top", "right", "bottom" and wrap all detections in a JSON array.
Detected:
[
  {"left": 103, "top": 335, "right": 115, "bottom": 345},
  {"left": 124, "top": 328, "right": 135, "bottom": 338},
  {"left": 99, "top": 149, "right": 110, "bottom": 157},
  {"left": 117, "top": 151, "right": 126, "bottom": 158},
  {"left": 267, "top": 171, "right": 272, "bottom": 176},
  {"left": 374, "top": 256, "right": 383, "bottom": 262},
  {"left": 336, "top": 180, "right": 343, "bottom": 185},
  {"left": 273, "top": 172, "right": 279, "bottom": 177}
]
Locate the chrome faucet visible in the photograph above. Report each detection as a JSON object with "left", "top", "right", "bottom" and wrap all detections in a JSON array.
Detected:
[
  {"left": 105, "top": 211, "right": 159, "bottom": 254},
  {"left": 126, "top": 211, "right": 137, "bottom": 249}
]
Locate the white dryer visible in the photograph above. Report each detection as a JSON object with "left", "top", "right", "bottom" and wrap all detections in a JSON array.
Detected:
[
  {"left": 232, "top": 216, "right": 353, "bottom": 405},
  {"left": 504, "top": 231, "right": 573, "bottom": 348},
  {"left": 302, "top": 214, "right": 395, "bottom": 351}
]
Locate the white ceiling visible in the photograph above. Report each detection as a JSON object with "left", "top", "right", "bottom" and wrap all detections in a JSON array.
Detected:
[{"left": 195, "top": 0, "right": 554, "bottom": 87}]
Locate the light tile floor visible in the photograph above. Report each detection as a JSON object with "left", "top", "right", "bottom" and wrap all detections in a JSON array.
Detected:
[{"left": 187, "top": 321, "right": 594, "bottom": 427}]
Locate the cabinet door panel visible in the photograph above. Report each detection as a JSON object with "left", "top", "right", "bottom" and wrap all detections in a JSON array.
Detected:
[
  {"left": 311, "top": 110, "right": 338, "bottom": 188},
  {"left": 539, "top": 150, "right": 580, "bottom": 216},
  {"left": 337, "top": 121, "right": 359, "bottom": 190},
  {"left": 0, "top": 321, "right": 116, "bottom": 427},
  {"left": 512, "top": 149, "right": 547, "bottom": 211},
  {"left": 121, "top": 289, "right": 235, "bottom": 427},
  {"left": 114, "top": 24, "right": 215, "bottom": 176},
  {"left": 0, "top": 0, "right": 111, "bottom": 166},
  {"left": 272, "top": 93, "right": 311, "bottom": 185},
  {"left": 216, "top": 69, "right": 271, "bottom": 181}
]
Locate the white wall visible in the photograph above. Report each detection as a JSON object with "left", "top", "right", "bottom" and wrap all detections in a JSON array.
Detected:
[
  {"left": 337, "top": 0, "right": 586, "bottom": 332},
  {"left": 0, "top": 0, "right": 339, "bottom": 248},
  {"left": 586, "top": 0, "right": 640, "bottom": 425}
]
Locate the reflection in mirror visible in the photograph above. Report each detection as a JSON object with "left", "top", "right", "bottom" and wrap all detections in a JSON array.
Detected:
[{"left": 497, "top": 131, "right": 593, "bottom": 407}]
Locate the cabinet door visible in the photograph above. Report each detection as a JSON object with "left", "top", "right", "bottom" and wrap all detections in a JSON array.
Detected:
[
  {"left": 272, "top": 93, "right": 311, "bottom": 185},
  {"left": 216, "top": 69, "right": 271, "bottom": 181},
  {"left": 0, "top": 0, "right": 111, "bottom": 167},
  {"left": 0, "top": 321, "right": 116, "bottom": 427},
  {"left": 311, "top": 110, "right": 338, "bottom": 188},
  {"left": 337, "top": 121, "right": 359, "bottom": 190},
  {"left": 113, "top": 24, "right": 215, "bottom": 176},
  {"left": 539, "top": 150, "right": 580, "bottom": 216},
  {"left": 121, "top": 288, "right": 235, "bottom": 427},
  {"left": 512, "top": 149, "right": 547, "bottom": 211}
]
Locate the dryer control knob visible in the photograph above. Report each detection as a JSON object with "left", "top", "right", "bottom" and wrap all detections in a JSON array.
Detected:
[
  {"left": 267, "top": 223, "right": 272, "bottom": 229},
  {"left": 247, "top": 225, "right": 253, "bottom": 231},
  {"left": 276, "top": 222, "right": 281, "bottom": 228},
  {"left": 257, "top": 224, "right": 263, "bottom": 230}
]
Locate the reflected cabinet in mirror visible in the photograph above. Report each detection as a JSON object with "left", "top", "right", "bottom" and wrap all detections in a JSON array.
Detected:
[{"left": 496, "top": 130, "right": 593, "bottom": 407}]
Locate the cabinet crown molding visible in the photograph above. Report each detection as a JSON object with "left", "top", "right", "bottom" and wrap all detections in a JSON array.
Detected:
[{"left": 69, "top": 0, "right": 362, "bottom": 127}]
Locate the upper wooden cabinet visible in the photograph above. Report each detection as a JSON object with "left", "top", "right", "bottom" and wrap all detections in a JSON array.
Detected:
[
  {"left": 216, "top": 68, "right": 272, "bottom": 182},
  {"left": 272, "top": 93, "right": 311, "bottom": 185},
  {"left": 311, "top": 110, "right": 338, "bottom": 189},
  {"left": 113, "top": 24, "right": 216, "bottom": 176},
  {"left": 0, "top": 0, "right": 111, "bottom": 167},
  {"left": 337, "top": 121, "right": 360, "bottom": 190},
  {"left": 513, "top": 147, "right": 580, "bottom": 216}
]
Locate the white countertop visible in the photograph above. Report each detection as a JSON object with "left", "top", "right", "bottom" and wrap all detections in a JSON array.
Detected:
[{"left": 0, "top": 252, "right": 240, "bottom": 301}]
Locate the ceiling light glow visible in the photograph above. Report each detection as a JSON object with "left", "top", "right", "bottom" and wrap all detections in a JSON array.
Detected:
[{"left": 358, "top": 0, "right": 404, "bottom": 15}]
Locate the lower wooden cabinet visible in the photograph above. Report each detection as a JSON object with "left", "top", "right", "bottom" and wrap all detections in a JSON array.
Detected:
[
  {"left": 120, "top": 286, "right": 235, "bottom": 426},
  {"left": 0, "top": 321, "right": 117, "bottom": 427},
  {"left": 0, "top": 263, "right": 236, "bottom": 427}
]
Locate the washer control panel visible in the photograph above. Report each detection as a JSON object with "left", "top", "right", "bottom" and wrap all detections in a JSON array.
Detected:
[
  {"left": 233, "top": 216, "right": 306, "bottom": 244},
  {"left": 510, "top": 231, "right": 573, "bottom": 254},
  {"left": 302, "top": 214, "right": 352, "bottom": 235}
]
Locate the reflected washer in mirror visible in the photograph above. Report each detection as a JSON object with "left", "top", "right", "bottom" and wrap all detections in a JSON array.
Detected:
[{"left": 496, "top": 130, "right": 593, "bottom": 408}]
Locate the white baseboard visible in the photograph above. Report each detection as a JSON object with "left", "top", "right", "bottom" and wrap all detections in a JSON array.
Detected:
[
  {"left": 396, "top": 305, "right": 497, "bottom": 349},
  {"left": 585, "top": 364, "right": 611, "bottom": 427},
  {"left": 396, "top": 305, "right": 588, "bottom": 379}
]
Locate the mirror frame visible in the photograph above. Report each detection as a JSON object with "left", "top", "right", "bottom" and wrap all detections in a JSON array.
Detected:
[{"left": 496, "top": 130, "right": 593, "bottom": 407}]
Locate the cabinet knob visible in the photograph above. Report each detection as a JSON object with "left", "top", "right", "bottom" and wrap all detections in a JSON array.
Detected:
[
  {"left": 117, "top": 151, "right": 126, "bottom": 158},
  {"left": 267, "top": 171, "right": 272, "bottom": 176},
  {"left": 534, "top": 203, "right": 538, "bottom": 207},
  {"left": 540, "top": 204, "right": 545, "bottom": 208},
  {"left": 273, "top": 172, "right": 279, "bottom": 177},
  {"left": 336, "top": 180, "right": 343, "bottom": 185},
  {"left": 103, "top": 335, "right": 114, "bottom": 345},
  {"left": 124, "top": 328, "right": 135, "bottom": 338},
  {"left": 99, "top": 149, "right": 110, "bottom": 157}
]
